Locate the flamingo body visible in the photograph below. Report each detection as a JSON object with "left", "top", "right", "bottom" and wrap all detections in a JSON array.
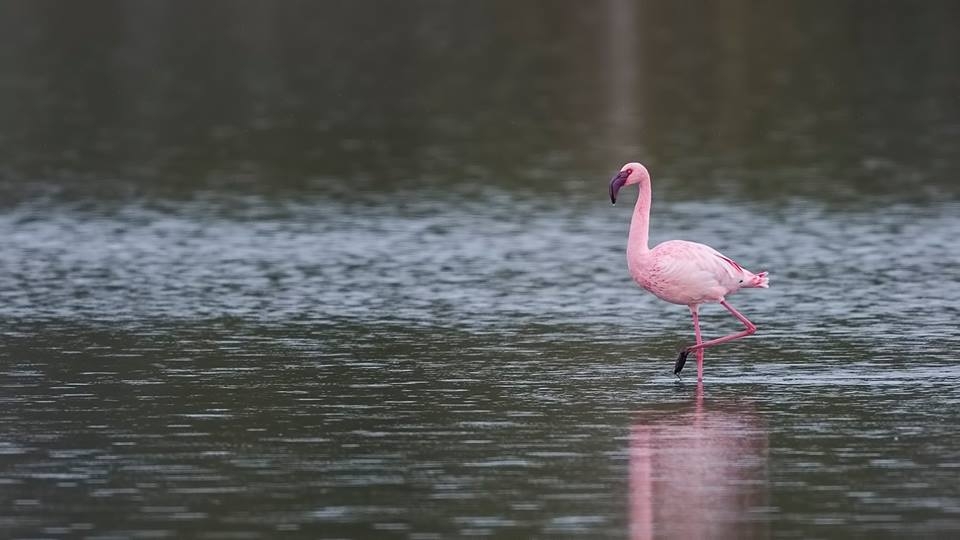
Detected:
[
  {"left": 631, "top": 240, "right": 769, "bottom": 306},
  {"left": 609, "top": 162, "right": 769, "bottom": 381}
]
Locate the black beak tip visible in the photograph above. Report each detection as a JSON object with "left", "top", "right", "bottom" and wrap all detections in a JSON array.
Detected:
[{"left": 609, "top": 172, "right": 628, "bottom": 206}]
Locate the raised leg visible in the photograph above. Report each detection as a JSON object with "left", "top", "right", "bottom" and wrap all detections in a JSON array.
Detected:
[{"left": 685, "top": 299, "right": 756, "bottom": 354}]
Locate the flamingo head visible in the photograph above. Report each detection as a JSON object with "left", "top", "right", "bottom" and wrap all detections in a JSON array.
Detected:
[{"left": 609, "top": 162, "right": 649, "bottom": 204}]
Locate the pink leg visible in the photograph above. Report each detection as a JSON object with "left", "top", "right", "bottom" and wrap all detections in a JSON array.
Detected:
[
  {"left": 685, "top": 299, "right": 757, "bottom": 354},
  {"left": 674, "top": 304, "right": 706, "bottom": 379},
  {"left": 691, "top": 305, "right": 704, "bottom": 382}
]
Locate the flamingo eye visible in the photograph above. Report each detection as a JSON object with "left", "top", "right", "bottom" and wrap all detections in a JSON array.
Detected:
[{"left": 624, "top": 169, "right": 633, "bottom": 176}]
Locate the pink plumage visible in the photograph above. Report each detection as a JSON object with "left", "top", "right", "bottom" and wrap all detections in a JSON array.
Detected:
[{"left": 609, "top": 162, "right": 769, "bottom": 382}]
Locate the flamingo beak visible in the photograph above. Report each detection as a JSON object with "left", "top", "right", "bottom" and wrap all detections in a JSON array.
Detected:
[{"left": 609, "top": 171, "right": 628, "bottom": 204}]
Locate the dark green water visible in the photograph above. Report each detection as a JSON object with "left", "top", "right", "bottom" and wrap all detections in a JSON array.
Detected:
[{"left": 1, "top": 2, "right": 959, "bottom": 538}]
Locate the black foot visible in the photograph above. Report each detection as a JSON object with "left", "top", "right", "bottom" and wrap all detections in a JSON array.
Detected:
[{"left": 674, "top": 350, "right": 689, "bottom": 376}]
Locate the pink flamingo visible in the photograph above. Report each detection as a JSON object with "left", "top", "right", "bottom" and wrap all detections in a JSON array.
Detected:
[{"left": 609, "top": 162, "right": 769, "bottom": 382}]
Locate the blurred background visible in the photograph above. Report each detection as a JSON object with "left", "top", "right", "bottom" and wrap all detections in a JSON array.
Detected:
[
  {"left": 2, "top": 0, "right": 957, "bottom": 203},
  {"left": 1, "top": 1, "right": 959, "bottom": 538}
]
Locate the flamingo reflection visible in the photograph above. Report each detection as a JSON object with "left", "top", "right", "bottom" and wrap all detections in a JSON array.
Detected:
[{"left": 630, "top": 384, "right": 770, "bottom": 539}]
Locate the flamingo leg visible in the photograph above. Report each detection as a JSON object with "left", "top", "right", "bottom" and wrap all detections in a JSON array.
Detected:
[
  {"left": 685, "top": 299, "right": 757, "bottom": 353},
  {"left": 675, "top": 300, "right": 756, "bottom": 379},
  {"left": 692, "top": 306, "right": 704, "bottom": 382},
  {"left": 674, "top": 305, "right": 705, "bottom": 380}
]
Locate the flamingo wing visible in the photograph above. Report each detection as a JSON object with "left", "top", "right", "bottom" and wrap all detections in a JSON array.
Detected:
[{"left": 643, "top": 241, "right": 751, "bottom": 303}]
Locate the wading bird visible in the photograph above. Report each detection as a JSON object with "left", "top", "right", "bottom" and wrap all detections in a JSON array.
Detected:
[{"left": 609, "top": 163, "right": 769, "bottom": 382}]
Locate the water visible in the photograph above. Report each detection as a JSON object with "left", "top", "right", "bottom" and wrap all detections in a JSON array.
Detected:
[{"left": 2, "top": 2, "right": 960, "bottom": 538}]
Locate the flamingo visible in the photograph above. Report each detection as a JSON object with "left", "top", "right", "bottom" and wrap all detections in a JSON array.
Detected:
[{"left": 609, "top": 162, "right": 769, "bottom": 382}]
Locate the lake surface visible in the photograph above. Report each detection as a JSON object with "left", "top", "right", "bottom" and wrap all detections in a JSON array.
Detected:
[{"left": 1, "top": 2, "right": 959, "bottom": 538}]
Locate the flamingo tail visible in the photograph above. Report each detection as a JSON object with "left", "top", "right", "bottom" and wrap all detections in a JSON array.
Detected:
[{"left": 751, "top": 271, "right": 769, "bottom": 288}]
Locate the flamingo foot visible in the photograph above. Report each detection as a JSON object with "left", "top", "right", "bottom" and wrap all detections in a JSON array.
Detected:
[{"left": 674, "top": 350, "right": 689, "bottom": 376}]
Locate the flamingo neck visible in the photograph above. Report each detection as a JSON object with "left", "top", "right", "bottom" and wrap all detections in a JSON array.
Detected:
[{"left": 627, "top": 177, "right": 652, "bottom": 257}]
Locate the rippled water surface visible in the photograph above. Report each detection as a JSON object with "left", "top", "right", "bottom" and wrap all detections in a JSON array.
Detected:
[{"left": 2, "top": 2, "right": 960, "bottom": 538}]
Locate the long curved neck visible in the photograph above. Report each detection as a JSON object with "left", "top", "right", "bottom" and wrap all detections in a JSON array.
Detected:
[{"left": 627, "top": 177, "right": 652, "bottom": 256}]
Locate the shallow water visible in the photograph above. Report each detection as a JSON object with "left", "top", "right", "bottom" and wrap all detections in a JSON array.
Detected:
[
  {"left": 2, "top": 2, "right": 960, "bottom": 539},
  {"left": 2, "top": 190, "right": 959, "bottom": 538}
]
